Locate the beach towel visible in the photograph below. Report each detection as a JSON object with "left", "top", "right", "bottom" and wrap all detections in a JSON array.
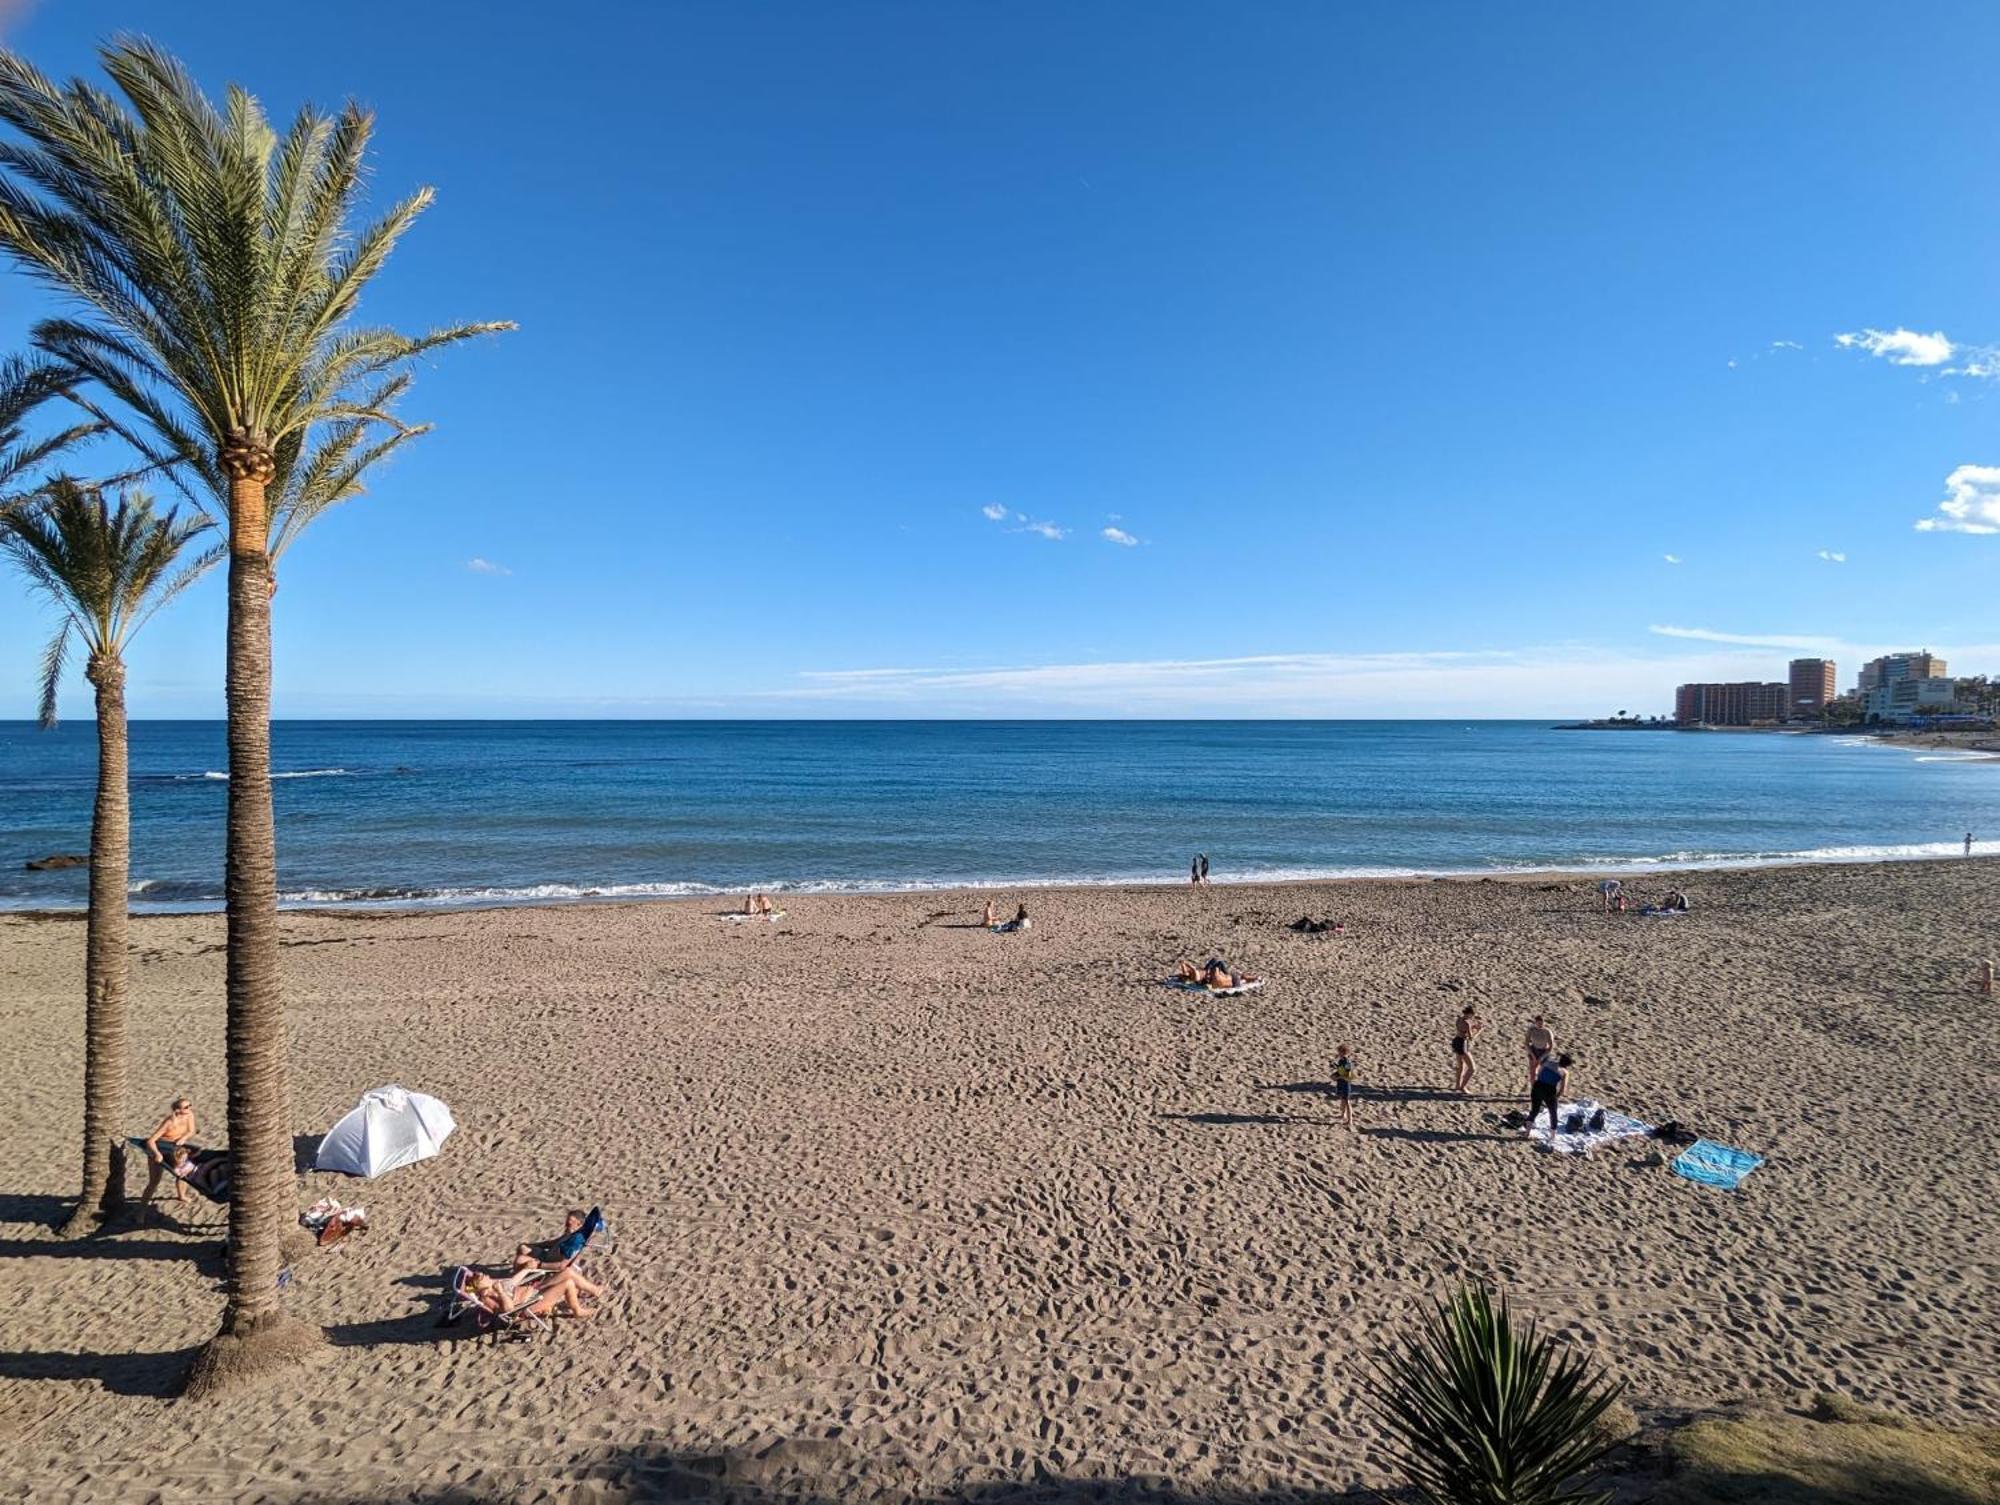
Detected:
[
  {"left": 1672, "top": 1138, "right": 1764, "bottom": 1191},
  {"left": 719, "top": 911, "right": 786, "bottom": 923},
  {"left": 1526, "top": 1098, "right": 1653, "bottom": 1155},
  {"left": 1163, "top": 977, "right": 1265, "bottom": 998}
]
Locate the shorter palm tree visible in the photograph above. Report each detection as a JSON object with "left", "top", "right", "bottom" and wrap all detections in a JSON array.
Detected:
[
  {"left": 1372, "top": 1282, "right": 1627, "bottom": 1505},
  {"left": 0, "top": 355, "right": 98, "bottom": 517},
  {"left": 2, "top": 480, "right": 214, "bottom": 1233}
]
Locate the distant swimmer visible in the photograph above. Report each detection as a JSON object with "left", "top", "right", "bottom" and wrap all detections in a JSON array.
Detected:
[{"left": 1452, "top": 1004, "right": 1483, "bottom": 1093}]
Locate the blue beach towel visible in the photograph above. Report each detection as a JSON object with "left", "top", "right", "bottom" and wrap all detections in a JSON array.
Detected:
[{"left": 1672, "top": 1139, "right": 1764, "bottom": 1191}]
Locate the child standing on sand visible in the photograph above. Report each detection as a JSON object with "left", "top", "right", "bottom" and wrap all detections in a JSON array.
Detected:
[{"left": 1334, "top": 1046, "right": 1357, "bottom": 1129}]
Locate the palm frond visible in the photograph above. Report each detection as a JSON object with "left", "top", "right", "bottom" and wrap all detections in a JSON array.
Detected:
[{"left": 36, "top": 618, "right": 70, "bottom": 728}]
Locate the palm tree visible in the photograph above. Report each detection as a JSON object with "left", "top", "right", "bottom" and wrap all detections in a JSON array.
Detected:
[
  {"left": 2, "top": 480, "right": 213, "bottom": 1235},
  {"left": 0, "top": 39, "right": 508, "bottom": 1391}
]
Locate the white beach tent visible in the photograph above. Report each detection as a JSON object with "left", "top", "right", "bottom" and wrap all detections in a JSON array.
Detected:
[{"left": 314, "top": 1085, "right": 457, "bottom": 1178}]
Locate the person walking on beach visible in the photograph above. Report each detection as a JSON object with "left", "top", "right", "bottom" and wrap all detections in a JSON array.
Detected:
[
  {"left": 1199, "top": 852, "right": 1210, "bottom": 886},
  {"left": 1451, "top": 1005, "right": 1482, "bottom": 1093},
  {"left": 1527, "top": 1052, "right": 1573, "bottom": 1137},
  {"left": 1968, "top": 832, "right": 1976, "bottom": 857},
  {"left": 1191, "top": 855, "right": 1201, "bottom": 887},
  {"left": 1333, "top": 1045, "right": 1358, "bottom": 1129},
  {"left": 1524, "top": 1015, "right": 1555, "bottom": 1092}
]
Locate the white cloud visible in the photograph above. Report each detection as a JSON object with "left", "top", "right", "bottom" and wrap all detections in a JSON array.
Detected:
[
  {"left": 1102, "top": 526, "right": 1140, "bottom": 547},
  {"left": 980, "top": 503, "right": 1009, "bottom": 521},
  {"left": 466, "top": 557, "right": 511, "bottom": 576},
  {"left": 1663, "top": 554, "right": 1682, "bottom": 565},
  {"left": 1771, "top": 340, "right": 1804, "bottom": 351},
  {"left": 1837, "top": 327, "right": 1954, "bottom": 366},
  {"left": 1817, "top": 549, "right": 1847, "bottom": 563},
  {"left": 1021, "top": 520, "right": 1066, "bottom": 540},
  {"left": 1915, "top": 463, "right": 2000, "bottom": 535},
  {"left": 980, "top": 504, "right": 1066, "bottom": 539},
  {"left": 1648, "top": 625, "right": 1844, "bottom": 653}
]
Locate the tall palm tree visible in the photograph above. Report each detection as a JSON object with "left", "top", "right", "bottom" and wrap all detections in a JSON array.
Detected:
[
  {"left": 0, "top": 39, "right": 508, "bottom": 1391},
  {"left": 2, "top": 480, "right": 213, "bottom": 1235}
]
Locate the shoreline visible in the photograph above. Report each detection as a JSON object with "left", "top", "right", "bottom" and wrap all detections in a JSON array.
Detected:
[{"left": 2, "top": 847, "right": 1990, "bottom": 923}]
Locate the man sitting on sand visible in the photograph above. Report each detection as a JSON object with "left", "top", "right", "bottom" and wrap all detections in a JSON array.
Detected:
[{"left": 1174, "top": 958, "right": 1257, "bottom": 990}]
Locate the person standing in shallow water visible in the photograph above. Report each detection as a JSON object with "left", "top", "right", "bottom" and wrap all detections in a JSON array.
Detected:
[
  {"left": 1451, "top": 1005, "right": 1482, "bottom": 1093},
  {"left": 1199, "top": 852, "right": 1210, "bottom": 886}
]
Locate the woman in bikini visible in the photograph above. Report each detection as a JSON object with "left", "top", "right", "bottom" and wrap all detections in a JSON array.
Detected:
[
  {"left": 1524, "top": 1015, "right": 1555, "bottom": 1092},
  {"left": 1451, "top": 1006, "right": 1482, "bottom": 1093},
  {"left": 1174, "top": 958, "right": 1257, "bottom": 990},
  {"left": 470, "top": 1263, "right": 602, "bottom": 1321}
]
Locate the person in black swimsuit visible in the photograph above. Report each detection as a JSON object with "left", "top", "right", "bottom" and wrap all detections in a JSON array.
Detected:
[{"left": 1452, "top": 1005, "right": 1482, "bottom": 1093}]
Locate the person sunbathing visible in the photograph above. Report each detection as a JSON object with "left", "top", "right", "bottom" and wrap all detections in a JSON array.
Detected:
[
  {"left": 994, "top": 904, "right": 1031, "bottom": 933},
  {"left": 745, "top": 893, "right": 776, "bottom": 916},
  {"left": 1175, "top": 957, "right": 1257, "bottom": 989},
  {"left": 468, "top": 1266, "right": 599, "bottom": 1320},
  {"left": 980, "top": 900, "right": 999, "bottom": 927}
]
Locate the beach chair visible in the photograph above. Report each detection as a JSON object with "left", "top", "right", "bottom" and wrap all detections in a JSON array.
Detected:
[
  {"left": 445, "top": 1265, "right": 550, "bottom": 1343},
  {"left": 550, "top": 1206, "right": 614, "bottom": 1266}
]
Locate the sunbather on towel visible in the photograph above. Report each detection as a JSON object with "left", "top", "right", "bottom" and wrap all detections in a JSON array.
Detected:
[
  {"left": 744, "top": 892, "right": 776, "bottom": 916},
  {"left": 1174, "top": 958, "right": 1257, "bottom": 990}
]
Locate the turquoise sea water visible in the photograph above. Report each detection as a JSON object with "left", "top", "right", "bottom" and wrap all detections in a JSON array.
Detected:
[{"left": 1, "top": 720, "right": 1994, "bottom": 911}]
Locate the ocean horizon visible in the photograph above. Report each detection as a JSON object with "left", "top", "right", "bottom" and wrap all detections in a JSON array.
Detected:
[{"left": 4, "top": 718, "right": 1993, "bottom": 913}]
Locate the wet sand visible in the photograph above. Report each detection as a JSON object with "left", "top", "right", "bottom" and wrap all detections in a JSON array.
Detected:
[{"left": 1, "top": 858, "right": 1995, "bottom": 1502}]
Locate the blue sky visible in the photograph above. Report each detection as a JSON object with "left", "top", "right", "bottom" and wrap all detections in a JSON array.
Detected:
[{"left": 1, "top": 0, "right": 1996, "bottom": 718}]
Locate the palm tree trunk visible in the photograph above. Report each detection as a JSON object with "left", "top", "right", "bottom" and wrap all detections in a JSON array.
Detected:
[
  {"left": 186, "top": 468, "right": 322, "bottom": 1395},
  {"left": 57, "top": 655, "right": 129, "bottom": 1237}
]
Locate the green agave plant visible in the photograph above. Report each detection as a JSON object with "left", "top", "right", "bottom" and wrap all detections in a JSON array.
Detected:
[{"left": 1372, "top": 1283, "right": 1626, "bottom": 1505}]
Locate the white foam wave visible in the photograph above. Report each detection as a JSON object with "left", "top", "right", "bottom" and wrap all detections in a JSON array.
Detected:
[{"left": 179, "top": 768, "right": 354, "bottom": 782}]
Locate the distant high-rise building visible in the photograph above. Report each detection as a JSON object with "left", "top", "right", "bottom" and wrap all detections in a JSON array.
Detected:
[
  {"left": 1858, "top": 651, "right": 1946, "bottom": 696},
  {"left": 1674, "top": 681, "right": 1790, "bottom": 726},
  {"left": 1788, "top": 658, "right": 1837, "bottom": 716}
]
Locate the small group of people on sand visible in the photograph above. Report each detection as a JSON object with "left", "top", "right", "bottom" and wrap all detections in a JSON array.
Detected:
[
  {"left": 743, "top": 893, "right": 778, "bottom": 916},
  {"left": 462, "top": 1209, "right": 609, "bottom": 1321},
  {"left": 981, "top": 900, "right": 1032, "bottom": 933},
  {"left": 1597, "top": 878, "right": 1690, "bottom": 915},
  {"left": 1443, "top": 1008, "right": 1577, "bottom": 1134}
]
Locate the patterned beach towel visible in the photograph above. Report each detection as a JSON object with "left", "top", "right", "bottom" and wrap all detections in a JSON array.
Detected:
[
  {"left": 1672, "top": 1138, "right": 1764, "bottom": 1190},
  {"left": 1162, "top": 977, "right": 1265, "bottom": 998},
  {"left": 1526, "top": 1098, "right": 1654, "bottom": 1155},
  {"left": 719, "top": 911, "right": 786, "bottom": 923}
]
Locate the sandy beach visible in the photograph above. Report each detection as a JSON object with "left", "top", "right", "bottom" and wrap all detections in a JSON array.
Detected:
[{"left": 1, "top": 858, "right": 1996, "bottom": 1502}]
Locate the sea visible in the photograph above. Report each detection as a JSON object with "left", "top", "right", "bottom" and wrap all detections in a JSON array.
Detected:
[{"left": 2, "top": 719, "right": 1995, "bottom": 912}]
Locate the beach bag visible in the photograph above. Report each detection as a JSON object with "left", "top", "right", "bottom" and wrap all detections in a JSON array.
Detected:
[{"left": 1588, "top": 1108, "right": 1606, "bottom": 1132}]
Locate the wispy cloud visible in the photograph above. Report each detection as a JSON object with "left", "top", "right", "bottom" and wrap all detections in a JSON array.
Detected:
[
  {"left": 1817, "top": 549, "right": 1847, "bottom": 563},
  {"left": 1663, "top": 554, "right": 1682, "bottom": 565},
  {"left": 1837, "top": 327, "right": 1954, "bottom": 367},
  {"left": 1770, "top": 340, "right": 1804, "bottom": 351},
  {"left": 1102, "top": 526, "right": 1140, "bottom": 547},
  {"left": 466, "top": 557, "right": 511, "bottom": 576},
  {"left": 1648, "top": 625, "right": 1844, "bottom": 653},
  {"left": 1915, "top": 463, "right": 2000, "bottom": 535},
  {"left": 981, "top": 505, "right": 1067, "bottom": 540}
]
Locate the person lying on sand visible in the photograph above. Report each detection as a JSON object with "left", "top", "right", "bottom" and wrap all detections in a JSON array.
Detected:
[
  {"left": 467, "top": 1266, "right": 599, "bottom": 1321},
  {"left": 993, "top": 904, "right": 1032, "bottom": 933},
  {"left": 744, "top": 893, "right": 776, "bottom": 916},
  {"left": 141, "top": 1095, "right": 197, "bottom": 1203},
  {"left": 1174, "top": 958, "right": 1257, "bottom": 990}
]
